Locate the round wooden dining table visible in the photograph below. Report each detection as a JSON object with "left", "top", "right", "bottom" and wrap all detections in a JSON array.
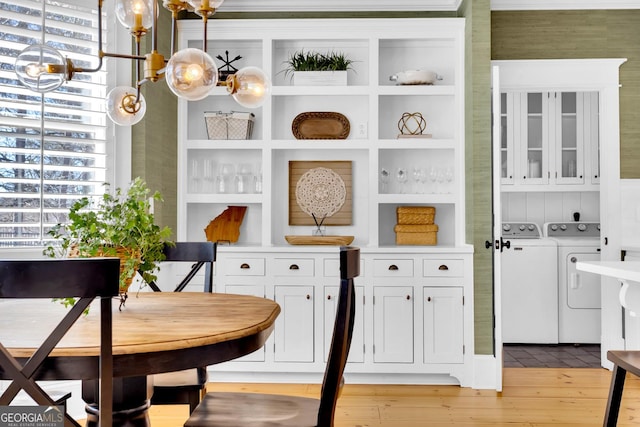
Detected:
[{"left": 0, "top": 292, "right": 280, "bottom": 426}]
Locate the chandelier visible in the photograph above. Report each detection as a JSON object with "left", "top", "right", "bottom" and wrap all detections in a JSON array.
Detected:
[{"left": 13, "top": 0, "right": 271, "bottom": 125}]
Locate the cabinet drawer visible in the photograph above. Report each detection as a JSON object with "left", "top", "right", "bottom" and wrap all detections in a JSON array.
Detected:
[
  {"left": 224, "top": 258, "right": 266, "bottom": 276},
  {"left": 373, "top": 259, "right": 414, "bottom": 277},
  {"left": 422, "top": 259, "right": 464, "bottom": 277},
  {"left": 273, "top": 258, "right": 315, "bottom": 277}
]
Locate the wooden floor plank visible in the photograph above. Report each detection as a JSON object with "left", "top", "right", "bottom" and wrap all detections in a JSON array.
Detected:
[{"left": 140, "top": 368, "right": 640, "bottom": 427}]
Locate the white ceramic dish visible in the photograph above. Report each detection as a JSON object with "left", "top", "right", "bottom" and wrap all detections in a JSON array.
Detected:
[{"left": 389, "top": 70, "right": 441, "bottom": 85}]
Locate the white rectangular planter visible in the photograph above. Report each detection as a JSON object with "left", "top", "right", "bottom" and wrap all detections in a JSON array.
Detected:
[{"left": 293, "top": 71, "right": 348, "bottom": 86}]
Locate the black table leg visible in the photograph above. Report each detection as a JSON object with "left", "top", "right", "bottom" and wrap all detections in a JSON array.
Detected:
[{"left": 82, "top": 376, "right": 151, "bottom": 427}]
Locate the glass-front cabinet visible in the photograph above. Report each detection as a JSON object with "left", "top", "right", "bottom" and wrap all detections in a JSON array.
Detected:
[{"left": 500, "top": 90, "right": 599, "bottom": 191}]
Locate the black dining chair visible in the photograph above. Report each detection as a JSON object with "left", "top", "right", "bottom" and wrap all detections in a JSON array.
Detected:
[
  {"left": 147, "top": 242, "right": 217, "bottom": 414},
  {"left": 0, "top": 258, "right": 119, "bottom": 427},
  {"left": 183, "top": 245, "right": 359, "bottom": 427}
]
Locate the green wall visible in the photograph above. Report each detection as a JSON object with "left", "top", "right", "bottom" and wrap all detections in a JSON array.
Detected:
[
  {"left": 459, "top": 0, "right": 493, "bottom": 355},
  {"left": 492, "top": 10, "right": 640, "bottom": 179},
  {"left": 132, "top": 6, "right": 178, "bottom": 239}
]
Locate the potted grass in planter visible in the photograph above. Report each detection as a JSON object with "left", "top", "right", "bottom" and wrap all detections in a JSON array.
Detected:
[{"left": 284, "top": 50, "right": 353, "bottom": 86}]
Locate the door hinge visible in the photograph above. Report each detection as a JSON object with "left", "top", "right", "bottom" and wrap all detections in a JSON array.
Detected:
[
  {"left": 462, "top": 295, "right": 465, "bottom": 305},
  {"left": 463, "top": 345, "right": 465, "bottom": 355}
]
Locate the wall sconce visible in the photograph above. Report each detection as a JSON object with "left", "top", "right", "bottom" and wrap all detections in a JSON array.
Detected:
[{"left": 14, "top": 0, "right": 271, "bottom": 126}]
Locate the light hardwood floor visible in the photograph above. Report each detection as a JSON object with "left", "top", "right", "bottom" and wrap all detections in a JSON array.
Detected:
[{"left": 144, "top": 368, "right": 640, "bottom": 426}]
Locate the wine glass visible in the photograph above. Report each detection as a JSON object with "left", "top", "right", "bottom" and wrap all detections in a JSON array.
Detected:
[
  {"left": 379, "top": 167, "right": 390, "bottom": 193},
  {"left": 217, "top": 163, "right": 235, "bottom": 193},
  {"left": 437, "top": 168, "right": 446, "bottom": 193},
  {"left": 396, "top": 167, "right": 408, "bottom": 194},
  {"left": 236, "top": 163, "right": 253, "bottom": 194},
  {"left": 444, "top": 166, "right": 454, "bottom": 193},
  {"left": 428, "top": 166, "right": 438, "bottom": 193},
  {"left": 412, "top": 167, "right": 423, "bottom": 194},
  {"left": 188, "top": 158, "right": 201, "bottom": 193}
]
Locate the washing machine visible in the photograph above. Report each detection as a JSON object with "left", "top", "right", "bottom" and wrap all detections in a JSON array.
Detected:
[
  {"left": 545, "top": 222, "right": 601, "bottom": 344},
  {"left": 501, "top": 222, "right": 559, "bottom": 344}
]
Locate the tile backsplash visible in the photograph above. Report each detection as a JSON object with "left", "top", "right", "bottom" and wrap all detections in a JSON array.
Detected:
[{"left": 501, "top": 191, "right": 600, "bottom": 226}]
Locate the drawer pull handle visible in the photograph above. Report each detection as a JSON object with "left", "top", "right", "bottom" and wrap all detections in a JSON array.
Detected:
[
  {"left": 406, "top": 295, "right": 411, "bottom": 300},
  {"left": 306, "top": 294, "right": 311, "bottom": 300},
  {"left": 240, "top": 263, "right": 250, "bottom": 269},
  {"left": 327, "top": 295, "right": 332, "bottom": 300},
  {"left": 438, "top": 264, "right": 449, "bottom": 271},
  {"left": 388, "top": 264, "right": 399, "bottom": 271},
  {"left": 427, "top": 296, "right": 432, "bottom": 302},
  {"left": 289, "top": 264, "right": 299, "bottom": 270}
]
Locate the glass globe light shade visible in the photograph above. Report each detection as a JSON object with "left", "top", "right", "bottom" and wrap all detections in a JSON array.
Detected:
[
  {"left": 165, "top": 48, "right": 218, "bottom": 101},
  {"left": 115, "top": 0, "right": 154, "bottom": 30},
  {"left": 228, "top": 66, "right": 271, "bottom": 109},
  {"left": 186, "top": 0, "right": 225, "bottom": 9},
  {"left": 15, "top": 45, "right": 67, "bottom": 93},
  {"left": 106, "top": 86, "right": 146, "bottom": 126}
]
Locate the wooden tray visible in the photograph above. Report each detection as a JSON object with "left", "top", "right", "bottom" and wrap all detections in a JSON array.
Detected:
[
  {"left": 292, "top": 112, "right": 350, "bottom": 139},
  {"left": 285, "top": 235, "right": 354, "bottom": 245}
]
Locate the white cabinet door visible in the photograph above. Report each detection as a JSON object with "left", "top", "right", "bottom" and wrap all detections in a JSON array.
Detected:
[
  {"left": 500, "top": 92, "right": 516, "bottom": 185},
  {"left": 553, "top": 92, "right": 585, "bottom": 185},
  {"left": 423, "top": 287, "right": 464, "bottom": 364},
  {"left": 274, "top": 285, "right": 315, "bottom": 362},
  {"left": 373, "top": 286, "right": 414, "bottom": 363},
  {"left": 323, "top": 285, "right": 365, "bottom": 363},
  {"left": 225, "top": 284, "right": 267, "bottom": 362}
]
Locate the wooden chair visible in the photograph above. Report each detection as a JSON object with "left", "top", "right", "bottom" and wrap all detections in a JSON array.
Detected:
[
  {"left": 0, "top": 258, "right": 119, "bottom": 427},
  {"left": 183, "top": 246, "right": 359, "bottom": 427},
  {"left": 603, "top": 350, "right": 640, "bottom": 426},
  {"left": 148, "top": 242, "right": 217, "bottom": 414}
]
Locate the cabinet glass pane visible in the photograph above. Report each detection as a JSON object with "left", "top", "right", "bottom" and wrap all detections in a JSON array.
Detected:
[
  {"left": 562, "top": 92, "right": 577, "bottom": 114},
  {"left": 501, "top": 151, "right": 508, "bottom": 179},
  {"left": 562, "top": 150, "right": 578, "bottom": 178},
  {"left": 527, "top": 116, "right": 542, "bottom": 149},
  {"left": 501, "top": 116, "right": 507, "bottom": 149},
  {"left": 527, "top": 151, "right": 543, "bottom": 179},
  {"left": 561, "top": 116, "right": 577, "bottom": 148},
  {"left": 527, "top": 93, "right": 542, "bottom": 114}
]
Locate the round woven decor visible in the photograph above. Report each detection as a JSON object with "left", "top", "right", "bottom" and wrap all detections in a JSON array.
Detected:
[{"left": 295, "top": 167, "right": 346, "bottom": 218}]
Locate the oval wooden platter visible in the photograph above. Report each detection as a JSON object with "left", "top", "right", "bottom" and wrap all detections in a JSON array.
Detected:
[
  {"left": 285, "top": 235, "right": 354, "bottom": 245},
  {"left": 292, "top": 112, "right": 350, "bottom": 139}
]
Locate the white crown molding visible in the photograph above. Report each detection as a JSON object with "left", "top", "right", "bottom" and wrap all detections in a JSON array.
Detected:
[
  {"left": 491, "top": 0, "right": 640, "bottom": 10},
  {"left": 217, "top": 0, "right": 463, "bottom": 12}
]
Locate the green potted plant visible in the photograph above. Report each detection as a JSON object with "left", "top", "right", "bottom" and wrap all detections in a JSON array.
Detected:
[
  {"left": 44, "top": 177, "right": 173, "bottom": 306},
  {"left": 283, "top": 50, "right": 353, "bottom": 86}
]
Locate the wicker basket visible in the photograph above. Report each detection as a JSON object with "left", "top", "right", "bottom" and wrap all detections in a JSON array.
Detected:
[
  {"left": 394, "top": 224, "right": 438, "bottom": 245},
  {"left": 204, "top": 111, "right": 255, "bottom": 140},
  {"left": 396, "top": 206, "right": 436, "bottom": 225},
  {"left": 69, "top": 245, "right": 140, "bottom": 293}
]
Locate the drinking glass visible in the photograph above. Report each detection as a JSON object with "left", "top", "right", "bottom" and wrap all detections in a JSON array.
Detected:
[
  {"left": 236, "top": 163, "right": 253, "bottom": 194},
  {"left": 188, "top": 158, "right": 201, "bottom": 193},
  {"left": 396, "top": 167, "right": 408, "bottom": 194},
  {"left": 379, "top": 167, "right": 390, "bottom": 193},
  {"left": 217, "top": 163, "right": 235, "bottom": 193},
  {"left": 428, "top": 166, "right": 438, "bottom": 193},
  {"left": 444, "top": 166, "right": 454, "bottom": 193},
  {"left": 412, "top": 167, "right": 423, "bottom": 194}
]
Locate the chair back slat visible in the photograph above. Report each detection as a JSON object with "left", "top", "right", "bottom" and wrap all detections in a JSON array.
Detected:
[
  {"left": 163, "top": 242, "right": 217, "bottom": 263},
  {"left": 318, "top": 246, "right": 359, "bottom": 427},
  {"left": 0, "top": 258, "right": 120, "bottom": 299}
]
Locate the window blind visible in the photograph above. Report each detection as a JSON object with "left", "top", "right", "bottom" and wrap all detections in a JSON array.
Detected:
[{"left": 0, "top": 0, "right": 108, "bottom": 247}]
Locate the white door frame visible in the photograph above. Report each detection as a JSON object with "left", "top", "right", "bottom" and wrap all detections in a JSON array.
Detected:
[{"left": 491, "top": 59, "right": 626, "bottom": 386}]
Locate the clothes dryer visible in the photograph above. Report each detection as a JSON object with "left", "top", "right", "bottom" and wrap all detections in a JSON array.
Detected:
[{"left": 545, "top": 222, "right": 601, "bottom": 344}]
